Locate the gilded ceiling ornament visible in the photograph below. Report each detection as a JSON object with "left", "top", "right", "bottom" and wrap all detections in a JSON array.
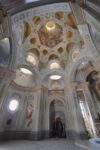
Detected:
[
  {"left": 23, "top": 22, "right": 31, "bottom": 42},
  {"left": 43, "top": 49, "right": 48, "bottom": 55},
  {"left": 66, "top": 14, "right": 77, "bottom": 29},
  {"left": 58, "top": 47, "right": 64, "bottom": 53},
  {"left": 55, "top": 11, "right": 63, "bottom": 20},
  {"left": 30, "top": 38, "right": 36, "bottom": 44},
  {"left": 38, "top": 22, "right": 63, "bottom": 48},
  {"left": 32, "top": 16, "right": 41, "bottom": 24}
]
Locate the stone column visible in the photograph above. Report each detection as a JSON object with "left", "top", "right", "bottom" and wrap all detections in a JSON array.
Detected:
[
  {"left": 31, "top": 86, "right": 42, "bottom": 140},
  {"left": 42, "top": 87, "right": 49, "bottom": 138},
  {"left": 0, "top": 67, "right": 15, "bottom": 110},
  {"left": 0, "top": 67, "right": 15, "bottom": 139},
  {"left": 64, "top": 82, "right": 87, "bottom": 140}
]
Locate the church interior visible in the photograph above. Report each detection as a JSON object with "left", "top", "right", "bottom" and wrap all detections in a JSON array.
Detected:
[{"left": 0, "top": 0, "right": 100, "bottom": 149}]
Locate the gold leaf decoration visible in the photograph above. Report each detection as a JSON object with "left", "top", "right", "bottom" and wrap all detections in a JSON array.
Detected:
[
  {"left": 23, "top": 22, "right": 31, "bottom": 41},
  {"left": 66, "top": 31, "right": 73, "bottom": 39},
  {"left": 33, "top": 16, "right": 41, "bottom": 24},
  {"left": 66, "top": 14, "right": 77, "bottom": 29},
  {"left": 55, "top": 11, "right": 63, "bottom": 20},
  {"left": 30, "top": 38, "right": 36, "bottom": 44},
  {"left": 43, "top": 49, "right": 48, "bottom": 55},
  {"left": 58, "top": 47, "right": 64, "bottom": 53}
]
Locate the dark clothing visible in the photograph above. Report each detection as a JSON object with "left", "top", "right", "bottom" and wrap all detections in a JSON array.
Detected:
[{"left": 52, "top": 118, "right": 63, "bottom": 137}]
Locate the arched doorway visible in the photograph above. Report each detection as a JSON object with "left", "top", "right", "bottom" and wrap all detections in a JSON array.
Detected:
[{"left": 49, "top": 100, "right": 66, "bottom": 138}]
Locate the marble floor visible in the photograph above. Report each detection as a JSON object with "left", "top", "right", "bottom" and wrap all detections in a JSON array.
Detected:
[{"left": 0, "top": 139, "right": 99, "bottom": 150}]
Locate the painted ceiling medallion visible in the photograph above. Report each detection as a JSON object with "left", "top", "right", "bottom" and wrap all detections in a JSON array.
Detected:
[
  {"left": 13, "top": 4, "right": 84, "bottom": 64},
  {"left": 43, "top": 49, "right": 48, "bottom": 55},
  {"left": 20, "top": 68, "right": 32, "bottom": 75},
  {"left": 33, "top": 16, "right": 41, "bottom": 24},
  {"left": 30, "top": 37, "right": 36, "bottom": 44},
  {"left": 55, "top": 11, "right": 63, "bottom": 20},
  {"left": 58, "top": 47, "right": 64, "bottom": 53},
  {"left": 38, "top": 22, "right": 63, "bottom": 48},
  {"left": 49, "top": 75, "right": 61, "bottom": 80}
]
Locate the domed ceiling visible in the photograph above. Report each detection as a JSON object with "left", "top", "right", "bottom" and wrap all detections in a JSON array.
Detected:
[{"left": 12, "top": 3, "right": 84, "bottom": 65}]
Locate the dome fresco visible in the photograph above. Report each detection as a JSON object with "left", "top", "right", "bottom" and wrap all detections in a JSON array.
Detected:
[
  {"left": 12, "top": 3, "right": 84, "bottom": 64},
  {"left": 38, "top": 22, "right": 63, "bottom": 48}
]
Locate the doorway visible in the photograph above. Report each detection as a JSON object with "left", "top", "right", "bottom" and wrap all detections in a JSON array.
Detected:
[{"left": 49, "top": 100, "right": 66, "bottom": 138}]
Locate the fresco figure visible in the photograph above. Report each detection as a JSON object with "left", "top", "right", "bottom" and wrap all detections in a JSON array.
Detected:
[{"left": 25, "top": 100, "right": 33, "bottom": 127}]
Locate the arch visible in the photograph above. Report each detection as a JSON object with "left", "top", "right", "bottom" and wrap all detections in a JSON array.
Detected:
[
  {"left": 49, "top": 98, "right": 66, "bottom": 138},
  {"left": 48, "top": 95, "right": 66, "bottom": 106},
  {"left": 45, "top": 94, "right": 67, "bottom": 138},
  {"left": 67, "top": 56, "right": 96, "bottom": 82},
  {"left": 13, "top": 64, "right": 41, "bottom": 89},
  {"left": 41, "top": 69, "right": 67, "bottom": 87}
]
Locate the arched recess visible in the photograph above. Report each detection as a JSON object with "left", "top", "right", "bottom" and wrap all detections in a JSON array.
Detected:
[
  {"left": 65, "top": 55, "right": 100, "bottom": 139},
  {"left": 49, "top": 100, "right": 66, "bottom": 138},
  {"left": 70, "top": 56, "right": 100, "bottom": 138},
  {"left": 45, "top": 95, "right": 67, "bottom": 138},
  {"left": 12, "top": 64, "right": 41, "bottom": 90},
  {"left": 41, "top": 69, "right": 67, "bottom": 88},
  {"left": 68, "top": 56, "right": 96, "bottom": 82}
]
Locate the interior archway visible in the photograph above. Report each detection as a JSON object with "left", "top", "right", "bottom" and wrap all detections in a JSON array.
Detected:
[{"left": 49, "top": 100, "right": 66, "bottom": 138}]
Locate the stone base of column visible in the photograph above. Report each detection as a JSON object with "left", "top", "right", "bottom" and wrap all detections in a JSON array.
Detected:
[
  {"left": 0, "top": 130, "right": 50, "bottom": 141},
  {"left": 66, "top": 130, "right": 88, "bottom": 140}
]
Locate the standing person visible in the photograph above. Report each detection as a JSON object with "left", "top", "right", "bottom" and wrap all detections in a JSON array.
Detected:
[{"left": 55, "top": 117, "right": 63, "bottom": 138}]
